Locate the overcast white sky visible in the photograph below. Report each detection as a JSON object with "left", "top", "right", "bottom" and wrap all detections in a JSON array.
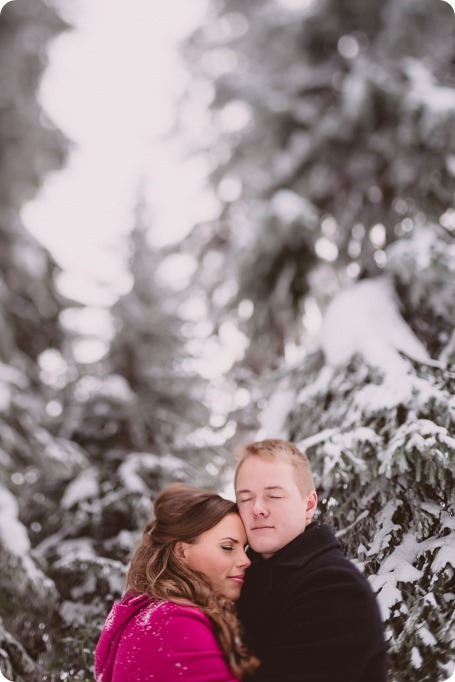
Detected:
[
  {"left": 21, "top": 0, "right": 215, "bottom": 308},
  {"left": 17, "top": 0, "right": 257, "bottom": 370},
  {"left": 18, "top": 0, "right": 454, "bottom": 310}
]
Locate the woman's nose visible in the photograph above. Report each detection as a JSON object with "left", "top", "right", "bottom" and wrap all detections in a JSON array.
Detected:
[{"left": 238, "top": 550, "right": 251, "bottom": 568}]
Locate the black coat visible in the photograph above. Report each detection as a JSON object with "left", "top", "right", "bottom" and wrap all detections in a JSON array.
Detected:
[{"left": 238, "top": 522, "right": 387, "bottom": 682}]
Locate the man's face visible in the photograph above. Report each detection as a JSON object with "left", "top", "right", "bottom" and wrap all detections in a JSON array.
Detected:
[{"left": 235, "top": 455, "right": 317, "bottom": 559}]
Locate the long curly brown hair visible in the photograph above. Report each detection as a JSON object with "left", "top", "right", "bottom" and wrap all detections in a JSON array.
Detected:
[{"left": 126, "top": 483, "right": 259, "bottom": 679}]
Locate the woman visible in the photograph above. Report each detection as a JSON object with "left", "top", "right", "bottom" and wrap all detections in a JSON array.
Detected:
[{"left": 95, "top": 483, "right": 259, "bottom": 681}]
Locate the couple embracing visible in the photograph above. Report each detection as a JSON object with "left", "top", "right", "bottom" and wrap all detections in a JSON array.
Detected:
[{"left": 95, "top": 439, "right": 387, "bottom": 681}]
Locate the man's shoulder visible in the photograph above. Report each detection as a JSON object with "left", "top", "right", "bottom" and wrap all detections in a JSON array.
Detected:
[
  {"left": 246, "top": 523, "right": 374, "bottom": 592},
  {"left": 268, "top": 524, "right": 374, "bottom": 591}
]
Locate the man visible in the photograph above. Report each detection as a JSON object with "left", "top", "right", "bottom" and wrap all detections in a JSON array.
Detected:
[{"left": 234, "top": 438, "right": 387, "bottom": 682}]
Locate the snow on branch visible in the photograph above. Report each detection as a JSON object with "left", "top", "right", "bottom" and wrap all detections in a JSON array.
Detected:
[{"left": 320, "top": 275, "right": 429, "bottom": 375}]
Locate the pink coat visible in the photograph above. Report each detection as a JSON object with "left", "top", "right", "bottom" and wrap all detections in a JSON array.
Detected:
[{"left": 94, "top": 593, "right": 240, "bottom": 682}]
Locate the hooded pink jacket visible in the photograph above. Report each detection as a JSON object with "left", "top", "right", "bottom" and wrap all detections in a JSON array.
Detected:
[{"left": 94, "top": 592, "right": 240, "bottom": 682}]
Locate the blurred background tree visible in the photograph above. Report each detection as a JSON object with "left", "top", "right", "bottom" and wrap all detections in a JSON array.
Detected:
[
  {"left": 179, "top": 0, "right": 455, "bottom": 368},
  {"left": 0, "top": 1, "right": 74, "bottom": 679},
  {"left": 0, "top": 0, "right": 454, "bottom": 680}
]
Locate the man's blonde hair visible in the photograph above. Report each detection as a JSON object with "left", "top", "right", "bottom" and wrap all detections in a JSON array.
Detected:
[{"left": 234, "top": 438, "right": 315, "bottom": 496}]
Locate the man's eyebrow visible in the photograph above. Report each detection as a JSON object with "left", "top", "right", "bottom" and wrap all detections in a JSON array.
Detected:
[{"left": 236, "top": 485, "right": 287, "bottom": 494}]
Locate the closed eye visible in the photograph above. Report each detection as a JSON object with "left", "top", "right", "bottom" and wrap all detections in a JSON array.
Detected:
[{"left": 221, "top": 545, "right": 235, "bottom": 552}]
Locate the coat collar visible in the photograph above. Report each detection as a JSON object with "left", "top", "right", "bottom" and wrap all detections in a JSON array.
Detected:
[{"left": 248, "top": 522, "right": 340, "bottom": 568}]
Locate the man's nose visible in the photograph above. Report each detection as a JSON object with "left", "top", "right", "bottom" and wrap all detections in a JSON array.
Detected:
[{"left": 252, "top": 498, "right": 268, "bottom": 516}]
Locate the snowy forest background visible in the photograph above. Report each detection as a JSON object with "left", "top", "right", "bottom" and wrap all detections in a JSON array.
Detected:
[{"left": 0, "top": 0, "right": 454, "bottom": 681}]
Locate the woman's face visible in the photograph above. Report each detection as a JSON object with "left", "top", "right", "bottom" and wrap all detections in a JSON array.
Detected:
[{"left": 179, "top": 513, "right": 250, "bottom": 601}]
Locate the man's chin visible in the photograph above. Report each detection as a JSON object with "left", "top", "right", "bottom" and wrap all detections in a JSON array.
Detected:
[{"left": 249, "top": 542, "right": 277, "bottom": 558}]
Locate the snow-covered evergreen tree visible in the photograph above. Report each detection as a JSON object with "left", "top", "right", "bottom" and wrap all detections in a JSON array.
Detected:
[
  {"left": 178, "top": 1, "right": 455, "bottom": 679},
  {"left": 0, "top": 1, "right": 81, "bottom": 679},
  {"left": 258, "top": 226, "right": 455, "bottom": 681},
  {"left": 180, "top": 0, "right": 455, "bottom": 369},
  {"left": 108, "top": 207, "right": 209, "bottom": 451}
]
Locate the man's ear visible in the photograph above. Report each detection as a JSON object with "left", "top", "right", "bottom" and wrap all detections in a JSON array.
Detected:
[{"left": 305, "top": 491, "right": 318, "bottom": 523}]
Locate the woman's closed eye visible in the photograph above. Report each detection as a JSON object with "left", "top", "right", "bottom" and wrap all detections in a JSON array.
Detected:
[{"left": 221, "top": 545, "right": 235, "bottom": 552}]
